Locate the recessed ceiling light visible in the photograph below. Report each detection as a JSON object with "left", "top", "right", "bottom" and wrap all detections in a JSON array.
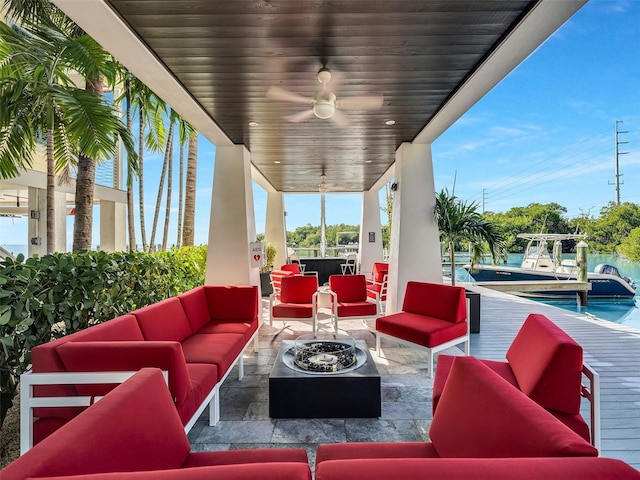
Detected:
[
  {"left": 366, "top": 160, "right": 372, "bottom": 164},
  {"left": 385, "top": 120, "right": 396, "bottom": 126},
  {"left": 249, "top": 121, "right": 259, "bottom": 127},
  {"left": 274, "top": 160, "right": 281, "bottom": 164}
]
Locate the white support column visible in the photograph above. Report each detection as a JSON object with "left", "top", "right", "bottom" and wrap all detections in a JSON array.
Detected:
[
  {"left": 264, "top": 191, "right": 287, "bottom": 269},
  {"left": 54, "top": 191, "right": 67, "bottom": 252},
  {"left": 100, "top": 200, "right": 126, "bottom": 252},
  {"left": 205, "top": 145, "right": 258, "bottom": 287},
  {"left": 359, "top": 189, "right": 384, "bottom": 275},
  {"left": 27, "top": 187, "right": 47, "bottom": 257},
  {"left": 386, "top": 143, "right": 442, "bottom": 314}
]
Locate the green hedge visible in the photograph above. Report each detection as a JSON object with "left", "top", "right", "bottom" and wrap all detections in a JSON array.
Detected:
[{"left": 0, "top": 246, "right": 207, "bottom": 426}]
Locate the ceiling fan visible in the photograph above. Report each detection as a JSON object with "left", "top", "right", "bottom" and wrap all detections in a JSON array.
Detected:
[
  {"left": 318, "top": 174, "right": 335, "bottom": 194},
  {"left": 266, "top": 67, "right": 384, "bottom": 127}
]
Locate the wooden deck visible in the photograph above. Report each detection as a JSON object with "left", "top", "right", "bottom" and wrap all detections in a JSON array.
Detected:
[{"left": 464, "top": 284, "right": 640, "bottom": 468}]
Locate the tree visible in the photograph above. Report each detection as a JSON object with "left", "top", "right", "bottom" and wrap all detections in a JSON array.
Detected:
[
  {"left": 435, "top": 188, "right": 505, "bottom": 285},
  {"left": 124, "top": 77, "right": 166, "bottom": 252},
  {"left": 182, "top": 131, "right": 198, "bottom": 246},
  {"left": 0, "top": 19, "right": 135, "bottom": 253},
  {"left": 619, "top": 227, "right": 640, "bottom": 261},
  {"left": 175, "top": 118, "right": 196, "bottom": 247},
  {"left": 485, "top": 202, "right": 571, "bottom": 253},
  {"left": 148, "top": 120, "right": 174, "bottom": 252},
  {"left": 584, "top": 202, "right": 640, "bottom": 253}
]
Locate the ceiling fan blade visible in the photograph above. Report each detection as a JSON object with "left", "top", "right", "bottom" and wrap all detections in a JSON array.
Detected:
[
  {"left": 266, "top": 86, "right": 311, "bottom": 104},
  {"left": 330, "top": 109, "right": 351, "bottom": 127},
  {"left": 284, "top": 109, "right": 315, "bottom": 123},
  {"left": 336, "top": 95, "right": 384, "bottom": 111}
]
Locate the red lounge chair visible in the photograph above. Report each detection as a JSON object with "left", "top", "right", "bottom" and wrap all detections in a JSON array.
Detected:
[{"left": 375, "top": 281, "right": 469, "bottom": 378}]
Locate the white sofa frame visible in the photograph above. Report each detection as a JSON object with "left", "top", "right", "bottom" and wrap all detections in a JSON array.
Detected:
[{"left": 20, "top": 330, "right": 259, "bottom": 454}]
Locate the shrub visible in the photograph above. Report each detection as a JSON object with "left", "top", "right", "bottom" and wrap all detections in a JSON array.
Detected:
[{"left": 0, "top": 246, "right": 207, "bottom": 427}]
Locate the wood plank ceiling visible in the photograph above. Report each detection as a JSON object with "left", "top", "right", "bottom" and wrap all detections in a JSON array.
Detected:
[{"left": 107, "top": 0, "right": 536, "bottom": 193}]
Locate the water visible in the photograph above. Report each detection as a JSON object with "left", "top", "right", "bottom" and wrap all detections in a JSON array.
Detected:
[{"left": 470, "top": 253, "right": 640, "bottom": 331}]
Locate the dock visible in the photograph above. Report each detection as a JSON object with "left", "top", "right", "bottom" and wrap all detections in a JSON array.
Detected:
[{"left": 473, "top": 280, "right": 591, "bottom": 305}]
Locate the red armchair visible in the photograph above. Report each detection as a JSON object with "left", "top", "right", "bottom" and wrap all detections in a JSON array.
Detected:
[
  {"left": 365, "top": 262, "right": 388, "bottom": 313},
  {"left": 375, "top": 281, "right": 468, "bottom": 377},
  {"left": 328, "top": 274, "right": 378, "bottom": 333},
  {"left": 315, "top": 356, "right": 598, "bottom": 479},
  {"left": 433, "top": 313, "right": 600, "bottom": 448},
  {"left": 280, "top": 263, "right": 318, "bottom": 277},
  {"left": 270, "top": 275, "right": 320, "bottom": 336}
]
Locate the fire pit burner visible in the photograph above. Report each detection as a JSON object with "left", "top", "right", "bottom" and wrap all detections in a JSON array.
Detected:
[{"left": 282, "top": 335, "right": 367, "bottom": 375}]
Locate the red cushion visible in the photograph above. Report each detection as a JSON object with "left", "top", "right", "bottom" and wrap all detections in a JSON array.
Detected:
[
  {"left": 280, "top": 275, "right": 318, "bottom": 303},
  {"left": 366, "top": 282, "right": 382, "bottom": 293},
  {"left": 506, "top": 313, "right": 583, "bottom": 415},
  {"left": 432, "top": 355, "right": 518, "bottom": 413},
  {"left": 315, "top": 458, "right": 640, "bottom": 480},
  {"left": 2, "top": 369, "right": 190, "bottom": 480},
  {"left": 273, "top": 303, "right": 315, "bottom": 319},
  {"left": 33, "top": 417, "right": 69, "bottom": 446},
  {"left": 329, "top": 274, "right": 368, "bottom": 302},
  {"left": 133, "top": 297, "right": 193, "bottom": 341},
  {"left": 196, "top": 320, "right": 253, "bottom": 336},
  {"left": 550, "top": 409, "right": 591, "bottom": 443},
  {"left": 371, "top": 262, "right": 389, "bottom": 283},
  {"left": 402, "top": 281, "right": 467, "bottom": 323},
  {"left": 429, "top": 357, "right": 598, "bottom": 458},
  {"left": 205, "top": 285, "right": 259, "bottom": 322},
  {"left": 56, "top": 341, "right": 194, "bottom": 405},
  {"left": 34, "top": 463, "right": 313, "bottom": 480},
  {"left": 179, "top": 286, "right": 211, "bottom": 332},
  {"left": 336, "top": 301, "right": 377, "bottom": 318},
  {"left": 281, "top": 263, "right": 302, "bottom": 274},
  {"left": 376, "top": 312, "right": 468, "bottom": 348},
  {"left": 31, "top": 314, "right": 145, "bottom": 421},
  {"left": 183, "top": 448, "right": 309, "bottom": 467},
  {"left": 181, "top": 333, "right": 246, "bottom": 381},
  {"left": 316, "top": 442, "right": 438, "bottom": 464},
  {"left": 177, "top": 363, "right": 219, "bottom": 425}
]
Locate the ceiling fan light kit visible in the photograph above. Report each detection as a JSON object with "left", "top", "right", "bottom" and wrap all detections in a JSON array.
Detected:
[
  {"left": 313, "top": 93, "right": 336, "bottom": 119},
  {"left": 266, "top": 66, "right": 383, "bottom": 126}
]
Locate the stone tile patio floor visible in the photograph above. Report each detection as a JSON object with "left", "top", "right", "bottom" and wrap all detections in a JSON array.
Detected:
[{"left": 187, "top": 289, "right": 640, "bottom": 471}]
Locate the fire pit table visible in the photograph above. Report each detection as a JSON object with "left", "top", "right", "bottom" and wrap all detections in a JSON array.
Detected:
[{"left": 269, "top": 334, "right": 381, "bottom": 418}]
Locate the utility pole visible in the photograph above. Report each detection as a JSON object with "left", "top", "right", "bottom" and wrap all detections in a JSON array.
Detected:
[
  {"left": 609, "top": 120, "right": 629, "bottom": 205},
  {"left": 482, "top": 188, "right": 487, "bottom": 214}
]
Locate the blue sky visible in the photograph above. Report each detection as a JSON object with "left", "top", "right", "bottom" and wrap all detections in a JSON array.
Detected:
[{"left": 1, "top": 0, "right": 638, "bottom": 250}]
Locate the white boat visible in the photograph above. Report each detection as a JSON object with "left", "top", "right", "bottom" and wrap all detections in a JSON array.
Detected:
[{"left": 466, "top": 233, "right": 636, "bottom": 300}]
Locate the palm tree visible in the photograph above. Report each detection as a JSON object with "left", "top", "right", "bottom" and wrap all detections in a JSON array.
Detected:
[
  {"left": 148, "top": 114, "right": 175, "bottom": 252},
  {"left": 435, "top": 188, "right": 505, "bottom": 285},
  {"left": 122, "top": 72, "right": 136, "bottom": 251},
  {"left": 123, "top": 77, "right": 166, "bottom": 252},
  {"left": 175, "top": 118, "right": 196, "bottom": 248},
  {"left": 0, "top": 19, "right": 136, "bottom": 253},
  {"left": 182, "top": 131, "right": 198, "bottom": 246}
]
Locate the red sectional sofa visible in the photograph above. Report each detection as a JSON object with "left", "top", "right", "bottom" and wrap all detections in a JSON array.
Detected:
[
  {"left": 316, "top": 458, "right": 640, "bottom": 480},
  {"left": 5, "top": 368, "right": 311, "bottom": 480},
  {"left": 433, "top": 313, "right": 596, "bottom": 445},
  {"left": 24, "top": 285, "right": 259, "bottom": 451},
  {"left": 315, "top": 356, "right": 640, "bottom": 479}
]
